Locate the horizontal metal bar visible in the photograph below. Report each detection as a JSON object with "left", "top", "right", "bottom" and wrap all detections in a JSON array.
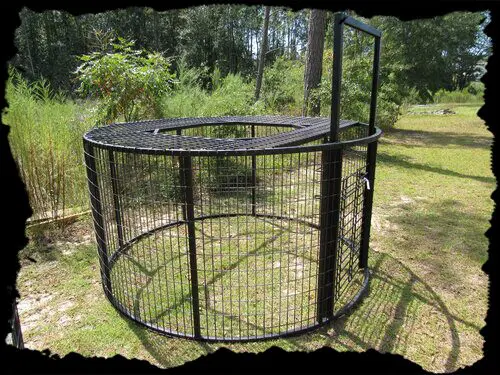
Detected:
[{"left": 342, "top": 14, "right": 382, "bottom": 38}]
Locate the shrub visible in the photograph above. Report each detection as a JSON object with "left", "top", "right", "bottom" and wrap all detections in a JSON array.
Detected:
[
  {"left": 465, "top": 81, "right": 484, "bottom": 97},
  {"left": 162, "top": 71, "right": 264, "bottom": 119},
  {"left": 262, "top": 57, "right": 304, "bottom": 114},
  {"left": 75, "top": 37, "right": 175, "bottom": 124},
  {"left": 316, "top": 49, "right": 406, "bottom": 130},
  {"left": 433, "top": 84, "right": 484, "bottom": 104},
  {"left": 201, "top": 73, "right": 264, "bottom": 117},
  {"left": 161, "top": 84, "right": 209, "bottom": 118}
]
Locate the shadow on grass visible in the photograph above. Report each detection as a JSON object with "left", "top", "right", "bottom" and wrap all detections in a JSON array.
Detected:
[
  {"left": 122, "top": 250, "right": 482, "bottom": 372},
  {"left": 382, "top": 197, "right": 488, "bottom": 268},
  {"left": 380, "top": 128, "right": 492, "bottom": 150},
  {"left": 289, "top": 251, "right": 481, "bottom": 372},
  {"left": 377, "top": 151, "right": 495, "bottom": 185}
]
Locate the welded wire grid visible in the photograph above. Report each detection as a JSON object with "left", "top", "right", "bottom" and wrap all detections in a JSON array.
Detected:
[{"left": 84, "top": 119, "right": 376, "bottom": 341}]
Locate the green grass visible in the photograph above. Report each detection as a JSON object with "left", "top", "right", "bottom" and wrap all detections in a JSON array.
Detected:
[{"left": 16, "top": 102, "right": 492, "bottom": 372}]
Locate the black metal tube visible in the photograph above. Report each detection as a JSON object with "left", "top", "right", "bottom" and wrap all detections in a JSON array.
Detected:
[
  {"left": 11, "top": 301, "right": 24, "bottom": 349},
  {"left": 328, "top": 148, "right": 343, "bottom": 314},
  {"left": 343, "top": 15, "right": 382, "bottom": 38},
  {"left": 330, "top": 12, "right": 344, "bottom": 142},
  {"left": 317, "top": 12, "right": 347, "bottom": 322},
  {"left": 177, "top": 129, "right": 187, "bottom": 221},
  {"left": 359, "top": 141, "right": 378, "bottom": 269},
  {"left": 360, "top": 29, "right": 381, "bottom": 268},
  {"left": 251, "top": 125, "right": 257, "bottom": 216},
  {"left": 317, "top": 151, "right": 330, "bottom": 322},
  {"left": 181, "top": 155, "right": 201, "bottom": 338},
  {"left": 108, "top": 150, "right": 124, "bottom": 248},
  {"left": 84, "top": 141, "right": 112, "bottom": 296},
  {"left": 369, "top": 36, "right": 382, "bottom": 135},
  {"left": 317, "top": 149, "right": 342, "bottom": 322},
  {"left": 316, "top": 147, "right": 343, "bottom": 321}
]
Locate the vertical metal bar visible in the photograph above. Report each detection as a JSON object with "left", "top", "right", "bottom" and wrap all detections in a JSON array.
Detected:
[
  {"left": 317, "top": 150, "right": 332, "bottom": 322},
  {"left": 251, "top": 125, "right": 257, "bottom": 216},
  {"left": 330, "top": 12, "right": 345, "bottom": 143},
  {"left": 177, "top": 129, "right": 187, "bottom": 221},
  {"left": 108, "top": 150, "right": 124, "bottom": 247},
  {"left": 369, "top": 36, "right": 381, "bottom": 135},
  {"left": 359, "top": 142, "right": 378, "bottom": 269},
  {"left": 84, "top": 141, "right": 112, "bottom": 297},
  {"left": 317, "top": 12, "right": 346, "bottom": 322},
  {"left": 11, "top": 301, "right": 24, "bottom": 349},
  {"left": 327, "top": 13, "right": 346, "bottom": 315},
  {"left": 181, "top": 155, "right": 201, "bottom": 338},
  {"left": 360, "top": 35, "right": 381, "bottom": 268}
]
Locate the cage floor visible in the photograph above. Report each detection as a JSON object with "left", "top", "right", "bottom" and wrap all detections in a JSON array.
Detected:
[{"left": 108, "top": 215, "right": 365, "bottom": 340}]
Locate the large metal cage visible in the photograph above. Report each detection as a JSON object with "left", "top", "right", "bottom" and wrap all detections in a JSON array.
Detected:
[{"left": 83, "top": 13, "right": 382, "bottom": 342}]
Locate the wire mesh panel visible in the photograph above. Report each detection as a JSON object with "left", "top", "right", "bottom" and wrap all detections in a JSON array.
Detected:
[{"left": 83, "top": 116, "right": 381, "bottom": 341}]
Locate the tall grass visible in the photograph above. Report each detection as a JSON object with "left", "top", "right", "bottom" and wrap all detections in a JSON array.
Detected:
[
  {"left": 3, "top": 69, "right": 95, "bottom": 222},
  {"left": 161, "top": 72, "right": 265, "bottom": 118}
]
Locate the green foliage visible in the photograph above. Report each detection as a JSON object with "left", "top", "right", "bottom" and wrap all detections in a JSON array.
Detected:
[
  {"left": 464, "top": 81, "right": 485, "bottom": 96},
  {"left": 371, "top": 12, "right": 490, "bottom": 101},
  {"left": 202, "top": 73, "right": 263, "bottom": 117},
  {"left": 4, "top": 68, "right": 94, "bottom": 221},
  {"left": 162, "top": 71, "right": 264, "bottom": 119},
  {"left": 262, "top": 56, "right": 304, "bottom": 114},
  {"left": 161, "top": 84, "right": 209, "bottom": 118},
  {"left": 206, "top": 156, "right": 253, "bottom": 196},
  {"left": 121, "top": 159, "right": 183, "bottom": 206},
  {"left": 315, "top": 45, "right": 406, "bottom": 130},
  {"left": 433, "top": 82, "right": 484, "bottom": 104},
  {"left": 75, "top": 37, "right": 175, "bottom": 124}
]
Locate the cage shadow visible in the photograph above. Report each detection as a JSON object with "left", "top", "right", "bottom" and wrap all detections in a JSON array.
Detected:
[
  {"left": 377, "top": 197, "right": 488, "bottom": 274},
  {"left": 377, "top": 151, "right": 495, "bottom": 185},
  {"left": 121, "top": 250, "right": 478, "bottom": 372},
  {"left": 380, "top": 128, "right": 492, "bottom": 150},
  {"left": 296, "top": 251, "right": 474, "bottom": 372}
]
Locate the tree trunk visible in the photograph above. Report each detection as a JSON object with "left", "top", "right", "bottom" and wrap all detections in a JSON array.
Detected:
[
  {"left": 290, "top": 18, "right": 297, "bottom": 60},
  {"left": 255, "top": 6, "right": 270, "bottom": 101},
  {"left": 303, "top": 9, "right": 327, "bottom": 117}
]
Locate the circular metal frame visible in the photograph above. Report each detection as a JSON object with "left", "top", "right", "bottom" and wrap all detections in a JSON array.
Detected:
[{"left": 84, "top": 116, "right": 381, "bottom": 342}]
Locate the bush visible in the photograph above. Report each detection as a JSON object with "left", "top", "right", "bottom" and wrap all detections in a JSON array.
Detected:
[
  {"left": 75, "top": 37, "right": 175, "bottom": 124},
  {"left": 162, "top": 71, "right": 264, "bottom": 119},
  {"left": 315, "top": 50, "right": 405, "bottom": 130},
  {"left": 161, "top": 70, "right": 261, "bottom": 194},
  {"left": 201, "top": 73, "right": 264, "bottom": 117},
  {"left": 465, "top": 81, "right": 485, "bottom": 97},
  {"left": 262, "top": 57, "right": 304, "bottom": 114},
  {"left": 433, "top": 83, "right": 484, "bottom": 104},
  {"left": 161, "top": 84, "right": 209, "bottom": 118}
]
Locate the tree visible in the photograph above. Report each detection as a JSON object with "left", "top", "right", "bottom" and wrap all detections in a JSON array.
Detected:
[
  {"left": 254, "top": 6, "right": 270, "bottom": 101},
  {"left": 371, "top": 12, "right": 489, "bottom": 101},
  {"left": 303, "top": 9, "right": 326, "bottom": 116}
]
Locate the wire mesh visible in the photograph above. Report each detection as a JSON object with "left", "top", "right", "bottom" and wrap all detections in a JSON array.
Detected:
[{"left": 83, "top": 117, "right": 380, "bottom": 341}]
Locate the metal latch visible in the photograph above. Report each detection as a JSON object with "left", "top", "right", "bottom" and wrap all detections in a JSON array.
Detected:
[{"left": 363, "top": 176, "right": 371, "bottom": 190}]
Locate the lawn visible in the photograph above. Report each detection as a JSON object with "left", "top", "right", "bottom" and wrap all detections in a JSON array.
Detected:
[{"left": 16, "top": 102, "right": 493, "bottom": 373}]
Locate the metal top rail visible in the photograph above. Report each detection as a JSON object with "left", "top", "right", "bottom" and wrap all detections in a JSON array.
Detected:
[{"left": 83, "top": 115, "right": 372, "bottom": 153}]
